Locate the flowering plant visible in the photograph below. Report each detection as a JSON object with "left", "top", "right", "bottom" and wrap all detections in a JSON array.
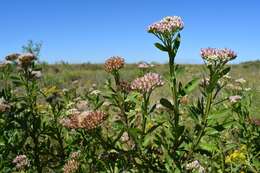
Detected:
[{"left": 0, "top": 17, "right": 259, "bottom": 173}]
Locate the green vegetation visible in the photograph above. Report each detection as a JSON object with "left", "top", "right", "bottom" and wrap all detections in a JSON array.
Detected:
[
  {"left": 0, "top": 16, "right": 259, "bottom": 172},
  {"left": 42, "top": 62, "right": 260, "bottom": 118}
]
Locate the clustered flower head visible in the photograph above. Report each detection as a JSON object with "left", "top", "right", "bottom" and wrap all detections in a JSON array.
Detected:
[
  {"left": 60, "top": 110, "right": 107, "bottom": 130},
  {"left": 225, "top": 145, "right": 247, "bottom": 164},
  {"left": 31, "top": 70, "right": 42, "bottom": 79},
  {"left": 18, "top": 53, "right": 37, "bottom": 66},
  {"left": 229, "top": 95, "right": 242, "bottom": 103},
  {"left": 148, "top": 16, "right": 184, "bottom": 34},
  {"left": 63, "top": 157, "right": 79, "bottom": 173},
  {"left": 5, "top": 53, "right": 20, "bottom": 61},
  {"left": 0, "top": 98, "right": 10, "bottom": 113},
  {"left": 12, "top": 155, "right": 29, "bottom": 170},
  {"left": 251, "top": 118, "right": 260, "bottom": 126},
  {"left": 131, "top": 72, "right": 164, "bottom": 93},
  {"left": 235, "top": 78, "right": 246, "bottom": 84},
  {"left": 186, "top": 160, "right": 205, "bottom": 173},
  {"left": 118, "top": 80, "right": 131, "bottom": 93},
  {"left": 104, "top": 56, "right": 125, "bottom": 73},
  {"left": 137, "top": 62, "right": 151, "bottom": 69},
  {"left": 200, "top": 48, "right": 237, "bottom": 65}
]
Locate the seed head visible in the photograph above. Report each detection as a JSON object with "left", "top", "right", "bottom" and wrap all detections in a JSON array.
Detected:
[
  {"left": 200, "top": 48, "right": 237, "bottom": 65},
  {"left": 118, "top": 80, "right": 131, "bottom": 93},
  {"left": 5, "top": 53, "right": 20, "bottom": 61},
  {"left": 131, "top": 73, "right": 164, "bottom": 93},
  {"left": 63, "top": 159, "right": 79, "bottom": 173},
  {"left": 0, "top": 98, "right": 10, "bottom": 113},
  {"left": 60, "top": 110, "right": 107, "bottom": 130},
  {"left": 31, "top": 70, "right": 42, "bottom": 79},
  {"left": 18, "top": 53, "right": 36, "bottom": 66},
  {"left": 148, "top": 16, "right": 184, "bottom": 34},
  {"left": 12, "top": 155, "right": 29, "bottom": 170},
  {"left": 104, "top": 56, "right": 125, "bottom": 73}
]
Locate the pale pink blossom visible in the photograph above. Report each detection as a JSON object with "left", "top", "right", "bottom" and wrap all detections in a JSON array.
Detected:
[{"left": 131, "top": 73, "right": 164, "bottom": 93}]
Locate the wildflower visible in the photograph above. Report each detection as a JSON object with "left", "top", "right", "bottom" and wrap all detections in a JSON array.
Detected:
[
  {"left": 186, "top": 160, "right": 200, "bottom": 170},
  {"left": 186, "top": 160, "right": 205, "bottom": 173},
  {"left": 226, "top": 84, "right": 242, "bottom": 91},
  {"left": 244, "top": 87, "right": 251, "bottom": 91},
  {"left": 70, "top": 151, "right": 80, "bottom": 160},
  {"left": 138, "top": 62, "right": 150, "bottom": 69},
  {"left": 223, "top": 74, "right": 232, "bottom": 81},
  {"left": 200, "top": 48, "right": 237, "bottom": 65},
  {"left": 67, "top": 108, "right": 81, "bottom": 115},
  {"left": 60, "top": 110, "right": 107, "bottom": 130},
  {"left": 5, "top": 53, "right": 20, "bottom": 61},
  {"left": 104, "top": 56, "right": 125, "bottom": 73},
  {"left": 235, "top": 78, "right": 246, "bottom": 84},
  {"left": 200, "top": 77, "right": 210, "bottom": 87},
  {"left": 12, "top": 155, "right": 29, "bottom": 170},
  {"left": 251, "top": 118, "right": 260, "bottom": 126},
  {"left": 180, "top": 95, "right": 189, "bottom": 105},
  {"left": 63, "top": 159, "right": 79, "bottom": 173},
  {"left": 131, "top": 73, "right": 164, "bottom": 93},
  {"left": 31, "top": 70, "right": 42, "bottom": 79},
  {"left": 118, "top": 80, "right": 131, "bottom": 93},
  {"left": 121, "top": 131, "right": 130, "bottom": 143},
  {"left": 229, "top": 95, "right": 242, "bottom": 103},
  {"left": 148, "top": 16, "right": 184, "bottom": 34},
  {"left": 90, "top": 89, "right": 101, "bottom": 95},
  {"left": 17, "top": 53, "right": 36, "bottom": 66},
  {"left": 0, "top": 98, "right": 10, "bottom": 113},
  {"left": 225, "top": 146, "right": 247, "bottom": 164},
  {"left": 89, "top": 83, "right": 97, "bottom": 92}
]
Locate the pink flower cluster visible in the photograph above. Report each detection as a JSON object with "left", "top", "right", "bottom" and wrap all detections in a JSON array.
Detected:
[
  {"left": 12, "top": 155, "right": 29, "bottom": 170},
  {"left": 229, "top": 95, "right": 242, "bottom": 103},
  {"left": 148, "top": 16, "right": 184, "bottom": 34},
  {"left": 137, "top": 62, "right": 153, "bottom": 69},
  {"left": 200, "top": 48, "right": 237, "bottom": 65},
  {"left": 131, "top": 73, "right": 164, "bottom": 93}
]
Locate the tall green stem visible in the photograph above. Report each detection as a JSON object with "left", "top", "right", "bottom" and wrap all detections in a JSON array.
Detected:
[{"left": 190, "top": 92, "right": 213, "bottom": 154}]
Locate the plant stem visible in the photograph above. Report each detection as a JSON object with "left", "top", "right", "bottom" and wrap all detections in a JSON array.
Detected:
[{"left": 190, "top": 92, "right": 213, "bottom": 155}]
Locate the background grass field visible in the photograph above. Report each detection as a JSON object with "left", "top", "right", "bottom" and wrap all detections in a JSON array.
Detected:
[{"left": 41, "top": 60, "right": 260, "bottom": 118}]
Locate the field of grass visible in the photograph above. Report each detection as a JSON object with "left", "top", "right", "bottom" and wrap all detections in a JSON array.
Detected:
[{"left": 42, "top": 60, "right": 260, "bottom": 118}]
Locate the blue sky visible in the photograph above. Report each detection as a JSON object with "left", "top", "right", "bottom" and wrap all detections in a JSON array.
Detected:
[{"left": 0, "top": 0, "right": 259, "bottom": 64}]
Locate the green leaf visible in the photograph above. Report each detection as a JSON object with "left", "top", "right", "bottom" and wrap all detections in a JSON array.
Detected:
[
  {"left": 154, "top": 43, "right": 168, "bottom": 52},
  {"left": 183, "top": 77, "right": 200, "bottom": 94},
  {"left": 112, "top": 120, "right": 125, "bottom": 130},
  {"left": 143, "top": 133, "right": 153, "bottom": 147},
  {"left": 172, "top": 33, "right": 181, "bottom": 53},
  {"left": 176, "top": 125, "right": 184, "bottom": 136},
  {"left": 199, "top": 141, "right": 218, "bottom": 152},
  {"left": 145, "top": 122, "right": 164, "bottom": 135},
  {"left": 160, "top": 98, "right": 174, "bottom": 110},
  {"left": 128, "top": 128, "right": 142, "bottom": 147},
  {"left": 149, "top": 104, "right": 157, "bottom": 114},
  {"left": 219, "top": 67, "right": 231, "bottom": 78},
  {"left": 175, "top": 65, "right": 185, "bottom": 76}
]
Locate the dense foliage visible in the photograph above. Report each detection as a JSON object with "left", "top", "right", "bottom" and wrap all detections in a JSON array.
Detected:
[{"left": 0, "top": 16, "right": 259, "bottom": 173}]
